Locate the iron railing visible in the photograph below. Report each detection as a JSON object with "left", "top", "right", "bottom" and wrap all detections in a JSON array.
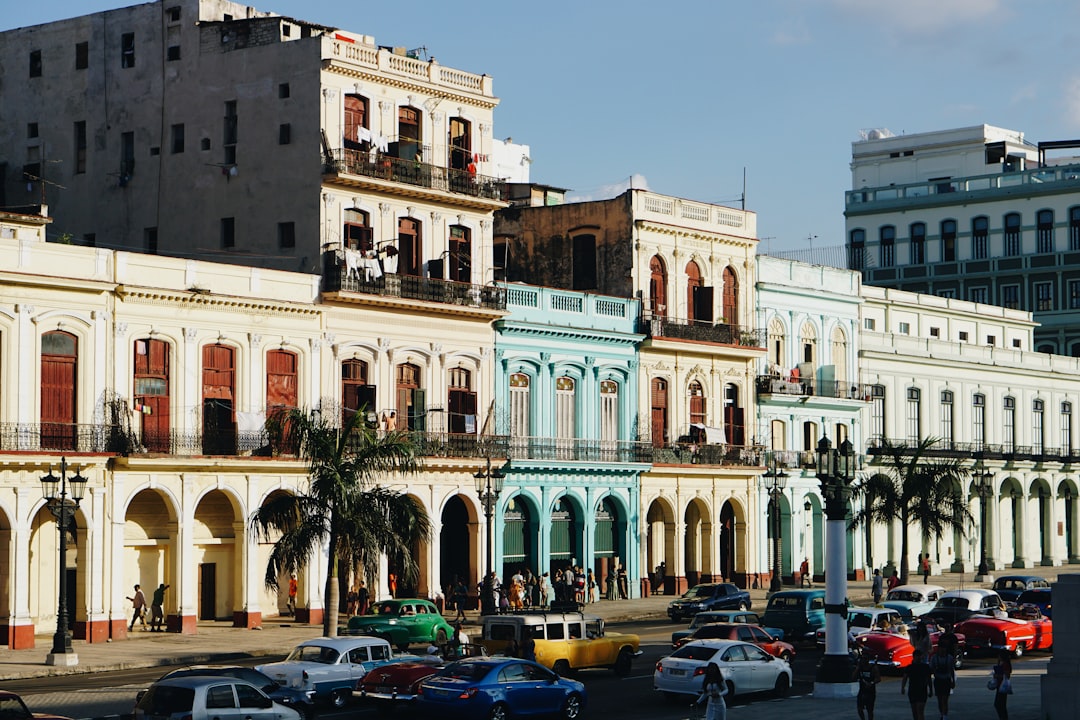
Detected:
[
  {"left": 324, "top": 148, "right": 504, "bottom": 201},
  {"left": 323, "top": 257, "right": 507, "bottom": 310},
  {"left": 506, "top": 437, "right": 652, "bottom": 463},
  {"left": 648, "top": 442, "right": 766, "bottom": 467},
  {"left": 864, "top": 438, "right": 1080, "bottom": 464},
  {"left": 756, "top": 375, "right": 876, "bottom": 401},
  {"left": 0, "top": 423, "right": 134, "bottom": 453},
  {"left": 639, "top": 316, "right": 766, "bottom": 348}
]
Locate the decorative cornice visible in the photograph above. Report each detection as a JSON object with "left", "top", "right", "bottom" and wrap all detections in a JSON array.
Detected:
[{"left": 115, "top": 286, "right": 319, "bottom": 317}]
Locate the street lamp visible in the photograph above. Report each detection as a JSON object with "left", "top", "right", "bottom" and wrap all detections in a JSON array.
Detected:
[
  {"left": 474, "top": 457, "right": 505, "bottom": 616},
  {"left": 814, "top": 435, "right": 858, "bottom": 698},
  {"left": 973, "top": 463, "right": 994, "bottom": 581},
  {"left": 40, "top": 457, "right": 88, "bottom": 667},
  {"left": 763, "top": 454, "right": 788, "bottom": 593}
]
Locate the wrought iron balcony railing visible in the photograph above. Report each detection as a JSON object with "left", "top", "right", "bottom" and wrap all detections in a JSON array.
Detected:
[
  {"left": 649, "top": 442, "right": 766, "bottom": 467},
  {"left": 864, "top": 438, "right": 1080, "bottom": 464},
  {"left": 506, "top": 436, "right": 652, "bottom": 463},
  {"left": 324, "top": 148, "right": 504, "bottom": 201},
  {"left": 756, "top": 375, "right": 876, "bottom": 401},
  {"left": 639, "top": 316, "right": 765, "bottom": 348},
  {"left": 0, "top": 423, "right": 134, "bottom": 454},
  {"left": 323, "top": 257, "right": 507, "bottom": 310}
]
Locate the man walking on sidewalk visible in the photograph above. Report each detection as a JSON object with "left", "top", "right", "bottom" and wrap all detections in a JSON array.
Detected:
[
  {"left": 150, "top": 583, "right": 169, "bottom": 632},
  {"left": 127, "top": 584, "right": 147, "bottom": 631}
]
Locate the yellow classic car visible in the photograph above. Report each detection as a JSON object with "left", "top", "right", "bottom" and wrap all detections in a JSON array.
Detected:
[{"left": 480, "top": 611, "right": 641, "bottom": 676}]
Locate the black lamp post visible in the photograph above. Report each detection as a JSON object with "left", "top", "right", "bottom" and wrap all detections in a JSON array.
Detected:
[
  {"left": 814, "top": 435, "right": 858, "bottom": 697},
  {"left": 973, "top": 464, "right": 994, "bottom": 581},
  {"left": 40, "top": 457, "right": 88, "bottom": 666},
  {"left": 474, "top": 457, "right": 505, "bottom": 616},
  {"left": 763, "top": 454, "right": 788, "bottom": 593}
]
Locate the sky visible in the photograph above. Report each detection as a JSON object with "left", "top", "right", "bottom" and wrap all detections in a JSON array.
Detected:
[{"left": 6, "top": 0, "right": 1080, "bottom": 254}]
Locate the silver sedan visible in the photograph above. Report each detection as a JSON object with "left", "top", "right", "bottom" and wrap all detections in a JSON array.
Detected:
[{"left": 653, "top": 639, "right": 792, "bottom": 699}]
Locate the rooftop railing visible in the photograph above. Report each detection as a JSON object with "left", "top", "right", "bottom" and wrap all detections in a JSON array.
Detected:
[{"left": 846, "top": 163, "right": 1080, "bottom": 208}]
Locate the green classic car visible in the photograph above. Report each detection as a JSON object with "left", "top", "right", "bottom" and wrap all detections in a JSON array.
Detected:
[{"left": 344, "top": 598, "right": 453, "bottom": 651}]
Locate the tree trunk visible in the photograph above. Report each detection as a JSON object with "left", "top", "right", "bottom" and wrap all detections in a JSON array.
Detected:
[
  {"left": 324, "top": 532, "right": 340, "bottom": 637},
  {"left": 899, "top": 510, "right": 910, "bottom": 585}
]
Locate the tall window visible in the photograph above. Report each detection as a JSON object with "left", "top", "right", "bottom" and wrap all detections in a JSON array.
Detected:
[
  {"left": 1033, "top": 399, "right": 1045, "bottom": 455},
  {"left": 600, "top": 380, "right": 618, "bottom": 443},
  {"left": 134, "top": 338, "right": 170, "bottom": 452},
  {"left": 941, "top": 219, "right": 957, "bottom": 262},
  {"left": 768, "top": 317, "right": 786, "bottom": 367},
  {"left": 649, "top": 255, "right": 667, "bottom": 317},
  {"left": 1036, "top": 282, "right": 1053, "bottom": 311},
  {"left": 121, "top": 32, "right": 135, "bottom": 68},
  {"left": 572, "top": 234, "right": 597, "bottom": 290},
  {"left": 1063, "top": 401, "right": 1073, "bottom": 455},
  {"left": 650, "top": 378, "right": 668, "bottom": 447},
  {"left": 686, "top": 261, "right": 702, "bottom": 321},
  {"left": 1070, "top": 280, "right": 1080, "bottom": 310},
  {"left": 906, "top": 387, "right": 921, "bottom": 443},
  {"left": 830, "top": 326, "right": 848, "bottom": 386},
  {"left": 341, "top": 359, "right": 375, "bottom": 426},
  {"left": 223, "top": 100, "right": 237, "bottom": 165},
  {"left": 555, "top": 376, "right": 576, "bottom": 440},
  {"left": 880, "top": 226, "right": 895, "bottom": 267},
  {"left": 940, "top": 390, "right": 954, "bottom": 446},
  {"left": 870, "top": 385, "right": 885, "bottom": 440},
  {"left": 343, "top": 95, "right": 369, "bottom": 150},
  {"left": 688, "top": 381, "right": 705, "bottom": 427},
  {"left": 1071, "top": 206, "right": 1080, "bottom": 251},
  {"left": 448, "top": 116, "right": 472, "bottom": 171},
  {"left": 1003, "top": 396, "right": 1016, "bottom": 452},
  {"left": 41, "top": 331, "right": 78, "bottom": 450},
  {"left": 266, "top": 350, "right": 298, "bottom": 443},
  {"left": 448, "top": 367, "right": 476, "bottom": 434},
  {"left": 972, "top": 216, "right": 989, "bottom": 259},
  {"left": 1037, "top": 209, "right": 1054, "bottom": 253},
  {"left": 397, "top": 216, "right": 421, "bottom": 277},
  {"left": 973, "top": 394, "right": 986, "bottom": 448},
  {"left": 970, "top": 287, "right": 988, "bottom": 304},
  {"left": 202, "top": 344, "right": 237, "bottom": 455},
  {"left": 396, "top": 362, "right": 424, "bottom": 431},
  {"left": 849, "top": 228, "right": 866, "bottom": 270},
  {"left": 509, "top": 373, "right": 530, "bottom": 438},
  {"left": 1001, "top": 284, "right": 1020, "bottom": 310},
  {"left": 171, "top": 123, "right": 184, "bottom": 154},
  {"left": 344, "top": 208, "right": 372, "bottom": 252},
  {"left": 910, "top": 222, "right": 926, "bottom": 264},
  {"left": 395, "top": 106, "right": 421, "bottom": 160},
  {"left": 74, "top": 121, "right": 86, "bottom": 174},
  {"left": 721, "top": 267, "right": 738, "bottom": 324},
  {"left": 75, "top": 41, "right": 88, "bottom": 70},
  {"left": 1004, "top": 213, "right": 1022, "bottom": 256},
  {"left": 448, "top": 225, "right": 471, "bottom": 283}
]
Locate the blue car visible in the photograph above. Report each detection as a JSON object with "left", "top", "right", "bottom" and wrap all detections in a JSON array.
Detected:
[
  {"left": 991, "top": 575, "right": 1050, "bottom": 603},
  {"left": 1016, "top": 587, "right": 1053, "bottom": 618},
  {"left": 417, "top": 657, "right": 586, "bottom": 720}
]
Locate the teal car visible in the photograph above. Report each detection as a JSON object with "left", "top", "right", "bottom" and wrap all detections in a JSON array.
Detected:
[{"left": 345, "top": 598, "right": 453, "bottom": 651}]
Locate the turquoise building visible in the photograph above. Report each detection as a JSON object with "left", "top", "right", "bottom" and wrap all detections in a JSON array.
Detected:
[{"left": 493, "top": 283, "right": 650, "bottom": 596}]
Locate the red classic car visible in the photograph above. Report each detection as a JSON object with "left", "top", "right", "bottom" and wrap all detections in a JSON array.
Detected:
[
  {"left": 953, "top": 604, "right": 1052, "bottom": 657},
  {"left": 675, "top": 623, "right": 796, "bottom": 661},
  {"left": 354, "top": 645, "right": 487, "bottom": 706},
  {"left": 853, "top": 623, "right": 965, "bottom": 670}
]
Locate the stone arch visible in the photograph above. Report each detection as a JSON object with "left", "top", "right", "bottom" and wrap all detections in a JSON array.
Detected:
[
  {"left": 645, "top": 495, "right": 676, "bottom": 593},
  {"left": 683, "top": 496, "right": 713, "bottom": 587}
]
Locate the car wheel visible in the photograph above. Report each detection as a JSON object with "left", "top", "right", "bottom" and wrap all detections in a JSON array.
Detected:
[
  {"left": 953, "top": 652, "right": 964, "bottom": 670},
  {"left": 553, "top": 660, "right": 573, "bottom": 678},
  {"left": 738, "top": 602, "right": 748, "bottom": 611},
  {"left": 773, "top": 673, "right": 791, "bottom": 697},
  {"left": 435, "top": 627, "right": 448, "bottom": 645},
  {"left": 614, "top": 648, "right": 633, "bottom": 677},
  {"left": 780, "top": 651, "right": 793, "bottom": 663},
  {"left": 1014, "top": 643, "right": 1025, "bottom": 658},
  {"left": 329, "top": 689, "right": 350, "bottom": 710},
  {"left": 725, "top": 680, "right": 736, "bottom": 699},
  {"left": 561, "top": 692, "right": 583, "bottom": 720},
  {"left": 488, "top": 702, "right": 510, "bottom": 720}
]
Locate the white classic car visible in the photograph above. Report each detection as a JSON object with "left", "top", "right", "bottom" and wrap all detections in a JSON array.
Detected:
[
  {"left": 881, "top": 584, "right": 947, "bottom": 621},
  {"left": 256, "top": 636, "right": 402, "bottom": 709}
]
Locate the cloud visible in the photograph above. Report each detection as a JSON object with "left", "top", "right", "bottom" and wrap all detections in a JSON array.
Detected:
[
  {"left": 772, "top": 21, "right": 812, "bottom": 46},
  {"left": 825, "top": 0, "right": 1004, "bottom": 36},
  {"left": 566, "top": 175, "right": 650, "bottom": 203}
]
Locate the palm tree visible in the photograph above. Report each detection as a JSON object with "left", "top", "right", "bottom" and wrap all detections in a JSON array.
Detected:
[
  {"left": 250, "top": 406, "right": 430, "bottom": 637},
  {"left": 849, "top": 437, "right": 973, "bottom": 585}
]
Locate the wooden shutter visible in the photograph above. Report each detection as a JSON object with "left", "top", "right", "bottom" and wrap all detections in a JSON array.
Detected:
[{"left": 41, "top": 331, "right": 77, "bottom": 450}]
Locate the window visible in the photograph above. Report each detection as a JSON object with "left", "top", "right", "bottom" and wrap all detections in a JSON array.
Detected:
[
  {"left": 556, "top": 376, "right": 576, "bottom": 440},
  {"left": 341, "top": 359, "right": 375, "bottom": 426},
  {"left": 970, "top": 287, "right": 988, "bottom": 304},
  {"left": 986, "top": 335, "right": 996, "bottom": 346},
  {"left": 849, "top": 228, "right": 866, "bottom": 270},
  {"left": 880, "top": 226, "right": 895, "bottom": 267},
  {"left": 509, "top": 373, "right": 530, "bottom": 438},
  {"left": 864, "top": 318, "right": 875, "bottom": 331},
  {"left": 650, "top": 377, "right": 668, "bottom": 447},
  {"left": 940, "top": 390, "right": 954, "bottom": 445},
  {"left": 870, "top": 385, "right": 885, "bottom": 440},
  {"left": 686, "top": 260, "right": 713, "bottom": 322},
  {"left": 448, "top": 225, "right": 471, "bottom": 283},
  {"left": 279, "top": 83, "right": 290, "bottom": 99},
  {"left": 278, "top": 123, "right": 291, "bottom": 145},
  {"left": 277, "top": 221, "right": 295, "bottom": 250},
  {"left": 134, "top": 337, "right": 170, "bottom": 451},
  {"left": 28, "top": 123, "right": 39, "bottom": 139},
  {"left": 910, "top": 222, "right": 925, "bottom": 264},
  {"left": 1012, "top": 338, "right": 1022, "bottom": 348},
  {"left": 394, "top": 106, "right": 421, "bottom": 160},
  {"left": 223, "top": 100, "right": 237, "bottom": 165},
  {"left": 166, "top": 45, "right": 180, "bottom": 61},
  {"left": 1071, "top": 207, "right": 1080, "bottom": 251},
  {"left": 29, "top": 50, "right": 42, "bottom": 77},
  {"left": 1035, "top": 282, "right": 1053, "bottom": 311},
  {"left": 937, "top": 289, "right": 956, "bottom": 299},
  {"left": 600, "top": 380, "right": 618, "bottom": 443},
  {"left": 906, "top": 387, "right": 921, "bottom": 443},
  {"left": 41, "top": 330, "right": 79, "bottom": 450},
  {"left": 973, "top": 394, "right": 985, "bottom": 448},
  {"left": 1071, "top": 280, "right": 1080, "bottom": 309},
  {"left": 75, "top": 41, "right": 88, "bottom": 70},
  {"left": 447, "top": 367, "right": 476, "bottom": 434},
  {"left": 121, "top": 32, "right": 135, "bottom": 68},
  {"left": 572, "top": 234, "right": 597, "bottom": 290},
  {"left": 344, "top": 95, "right": 369, "bottom": 148},
  {"left": 221, "top": 217, "right": 235, "bottom": 249},
  {"left": 1037, "top": 209, "right": 1054, "bottom": 253},
  {"left": 722, "top": 267, "right": 738, "bottom": 324},
  {"left": 941, "top": 219, "right": 957, "bottom": 262},
  {"left": 74, "top": 121, "right": 86, "bottom": 174},
  {"left": 1063, "top": 401, "right": 1073, "bottom": 454},
  {"left": 1003, "top": 397, "right": 1016, "bottom": 452},
  {"left": 397, "top": 216, "right": 421, "bottom": 277},
  {"left": 121, "top": 131, "right": 135, "bottom": 179},
  {"left": 1004, "top": 213, "right": 1022, "bottom": 256},
  {"left": 167, "top": 5, "right": 181, "bottom": 22},
  {"left": 449, "top": 116, "right": 472, "bottom": 171},
  {"left": 972, "top": 216, "right": 989, "bottom": 259},
  {"left": 396, "top": 363, "right": 425, "bottom": 431},
  {"left": 171, "top": 124, "right": 184, "bottom": 154},
  {"left": 144, "top": 227, "right": 158, "bottom": 254},
  {"left": 344, "top": 208, "right": 372, "bottom": 252},
  {"left": 1033, "top": 399, "right": 1045, "bottom": 455},
  {"left": 899, "top": 322, "right": 910, "bottom": 335},
  {"left": 959, "top": 330, "right": 969, "bottom": 342},
  {"left": 688, "top": 380, "right": 705, "bottom": 427},
  {"left": 1001, "top": 284, "right": 1020, "bottom": 310},
  {"left": 201, "top": 137, "right": 211, "bottom": 151},
  {"left": 930, "top": 327, "right": 940, "bottom": 338}
]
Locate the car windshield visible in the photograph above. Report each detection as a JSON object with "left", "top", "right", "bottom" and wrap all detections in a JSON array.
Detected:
[
  {"left": 0, "top": 698, "right": 33, "bottom": 720},
  {"left": 671, "top": 645, "right": 720, "bottom": 661},
  {"left": 766, "top": 596, "right": 804, "bottom": 609},
  {"left": 1017, "top": 590, "right": 1048, "bottom": 603},
  {"left": 887, "top": 590, "right": 923, "bottom": 602},
  {"left": 935, "top": 597, "right": 970, "bottom": 609},
  {"left": 285, "top": 645, "right": 340, "bottom": 664},
  {"left": 850, "top": 615, "right": 873, "bottom": 628},
  {"left": 438, "top": 662, "right": 494, "bottom": 681},
  {"left": 693, "top": 626, "right": 731, "bottom": 639},
  {"left": 685, "top": 586, "right": 715, "bottom": 598},
  {"left": 137, "top": 686, "right": 195, "bottom": 714},
  {"left": 690, "top": 615, "right": 720, "bottom": 628}
]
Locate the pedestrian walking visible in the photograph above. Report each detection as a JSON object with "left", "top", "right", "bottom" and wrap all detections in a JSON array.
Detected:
[
  {"left": 126, "top": 584, "right": 148, "bottom": 631},
  {"left": 921, "top": 553, "right": 931, "bottom": 584},
  {"left": 150, "top": 583, "right": 169, "bottom": 632},
  {"left": 452, "top": 577, "right": 468, "bottom": 622},
  {"left": 587, "top": 568, "right": 597, "bottom": 604},
  {"left": 991, "top": 650, "right": 1013, "bottom": 720},
  {"left": 887, "top": 569, "right": 900, "bottom": 591},
  {"left": 695, "top": 662, "right": 728, "bottom": 720},
  {"left": 539, "top": 572, "right": 551, "bottom": 609},
  {"left": 872, "top": 568, "right": 883, "bottom": 604},
  {"left": 357, "top": 579, "right": 370, "bottom": 616},
  {"left": 900, "top": 648, "right": 933, "bottom": 720},
  {"left": 346, "top": 584, "right": 359, "bottom": 616},
  {"left": 930, "top": 643, "right": 956, "bottom": 720},
  {"left": 854, "top": 653, "right": 881, "bottom": 720},
  {"left": 286, "top": 573, "right": 298, "bottom": 616},
  {"left": 617, "top": 565, "right": 628, "bottom": 599},
  {"left": 800, "top": 558, "right": 812, "bottom": 587}
]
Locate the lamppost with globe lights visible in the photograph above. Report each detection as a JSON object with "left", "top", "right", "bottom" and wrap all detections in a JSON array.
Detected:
[
  {"left": 973, "top": 462, "right": 995, "bottom": 581},
  {"left": 40, "top": 457, "right": 88, "bottom": 667},
  {"left": 814, "top": 435, "right": 858, "bottom": 698},
  {"left": 474, "top": 456, "right": 505, "bottom": 616},
  {"left": 763, "top": 454, "right": 788, "bottom": 593}
]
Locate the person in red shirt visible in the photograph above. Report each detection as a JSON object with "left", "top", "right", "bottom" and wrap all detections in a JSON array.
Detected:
[{"left": 287, "top": 573, "right": 298, "bottom": 617}]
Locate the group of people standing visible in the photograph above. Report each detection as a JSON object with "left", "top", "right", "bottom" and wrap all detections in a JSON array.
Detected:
[{"left": 465, "top": 563, "right": 628, "bottom": 616}]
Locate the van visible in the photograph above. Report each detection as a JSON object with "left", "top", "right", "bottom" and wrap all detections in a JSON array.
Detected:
[
  {"left": 761, "top": 589, "right": 826, "bottom": 643},
  {"left": 480, "top": 611, "right": 640, "bottom": 676}
]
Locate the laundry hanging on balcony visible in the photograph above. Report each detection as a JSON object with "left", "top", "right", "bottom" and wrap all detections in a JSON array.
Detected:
[{"left": 689, "top": 423, "right": 726, "bottom": 445}]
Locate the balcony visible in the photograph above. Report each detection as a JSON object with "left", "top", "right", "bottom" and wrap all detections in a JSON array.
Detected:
[
  {"left": 756, "top": 375, "right": 876, "bottom": 401},
  {"left": 639, "top": 316, "right": 765, "bottom": 348},
  {"left": 0, "top": 423, "right": 136, "bottom": 454},
  {"left": 865, "top": 438, "right": 1079, "bottom": 464},
  {"left": 507, "top": 437, "right": 652, "bottom": 464},
  {"left": 323, "top": 148, "right": 504, "bottom": 202},
  {"left": 649, "top": 441, "right": 765, "bottom": 467},
  {"left": 323, "top": 257, "right": 507, "bottom": 311}
]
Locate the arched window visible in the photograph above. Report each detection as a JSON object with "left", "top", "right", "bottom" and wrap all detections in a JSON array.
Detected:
[
  {"left": 767, "top": 317, "right": 786, "bottom": 368},
  {"left": 600, "top": 380, "right": 619, "bottom": 443},
  {"left": 830, "top": 326, "right": 848, "bottom": 387},
  {"left": 397, "top": 216, "right": 421, "bottom": 277},
  {"left": 448, "top": 367, "right": 476, "bottom": 434},
  {"left": 447, "top": 225, "right": 472, "bottom": 282},
  {"left": 906, "top": 387, "right": 921, "bottom": 443},
  {"left": 724, "top": 383, "right": 743, "bottom": 446},
  {"left": 1037, "top": 209, "right": 1054, "bottom": 253},
  {"left": 940, "top": 219, "right": 957, "bottom": 262},
  {"left": 395, "top": 106, "right": 422, "bottom": 160},
  {"left": 799, "top": 322, "right": 817, "bottom": 366},
  {"left": 344, "top": 94, "right": 370, "bottom": 150},
  {"left": 344, "top": 208, "right": 372, "bottom": 253},
  {"left": 849, "top": 228, "right": 866, "bottom": 270},
  {"left": 1004, "top": 212, "right": 1022, "bottom": 256},
  {"left": 879, "top": 225, "right": 895, "bottom": 267},
  {"left": 972, "top": 216, "right": 989, "bottom": 259},
  {"left": 721, "top": 267, "right": 738, "bottom": 324},
  {"left": 202, "top": 344, "right": 236, "bottom": 454},
  {"left": 770, "top": 419, "right": 786, "bottom": 451},
  {"left": 909, "top": 222, "right": 926, "bottom": 264},
  {"left": 396, "top": 362, "right": 424, "bottom": 431},
  {"left": 509, "top": 373, "right": 530, "bottom": 438},
  {"left": 448, "top": 116, "right": 471, "bottom": 171},
  {"left": 342, "top": 359, "right": 375, "bottom": 425},
  {"left": 686, "top": 260, "right": 711, "bottom": 322},
  {"left": 555, "top": 376, "right": 576, "bottom": 440},
  {"left": 42, "top": 330, "right": 78, "bottom": 450},
  {"left": 688, "top": 380, "right": 706, "bottom": 427},
  {"left": 649, "top": 255, "right": 667, "bottom": 317}
]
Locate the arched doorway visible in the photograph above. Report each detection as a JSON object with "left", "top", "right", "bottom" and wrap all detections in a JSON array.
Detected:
[
  {"left": 193, "top": 489, "right": 241, "bottom": 623},
  {"left": 503, "top": 494, "right": 538, "bottom": 580},
  {"left": 718, "top": 500, "right": 742, "bottom": 587},
  {"left": 645, "top": 498, "right": 675, "bottom": 594},
  {"left": 721, "top": 267, "right": 738, "bottom": 324},
  {"left": 683, "top": 498, "right": 712, "bottom": 587},
  {"left": 593, "top": 497, "right": 625, "bottom": 589},
  {"left": 548, "top": 496, "right": 580, "bottom": 578},
  {"left": 29, "top": 503, "right": 82, "bottom": 638},
  {"left": 124, "top": 489, "right": 178, "bottom": 631},
  {"left": 724, "top": 383, "right": 744, "bottom": 446},
  {"left": 440, "top": 495, "right": 472, "bottom": 593}
]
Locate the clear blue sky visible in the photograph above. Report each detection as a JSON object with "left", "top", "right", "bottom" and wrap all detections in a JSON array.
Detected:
[{"left": 7, "top": 0, "right": 1080, "bottom": 253}]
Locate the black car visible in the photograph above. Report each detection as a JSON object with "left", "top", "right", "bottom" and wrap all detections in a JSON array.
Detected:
[
  {"left": 138, "top": 666, "right": 315, "bottom": 719},
  {"left": 991, "top": 576, "right": 1050, "bottom": 603},
  {"left": 667, "top": 583, "right": 752, "bottom": 623}
]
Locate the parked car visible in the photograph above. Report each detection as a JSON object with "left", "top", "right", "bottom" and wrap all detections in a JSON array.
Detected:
[
  {"left": 991, "top": 575, "right": 1051, "bottom": 603},
  {"left": 667, "top": 583, "right": 751, "bottom": 623},
  {"left": 0, "top": 691, "right": 74, "bottom": 720},
  {"left": 480, "top": 611, "right": 640, "bottom": 676},
  {"left": 954, "top": 603, "right": 1053, "bottom": 657},
  {"left": 416, "top": 657, "right": 586, "bottom": 720},
  {"left": 653, "top": 639, "right": 792, "bottom": 699},
  {"left": 676, "top": 622, "right": 795, "bottom": 661},
  {"left": 923, "top": 589, "right": 1005, "bottom": 625},
  {"left": 1016, "top": 587, "right": 1053, "bottom": 618},
  {"left": 880, "top": 584, "right": 946, "bottom": 620},
  {"left": 134, "top": 676, "right": 301, "bottom": 720},
  {"left": 854, "top": 622, "right": 966, "bottom": 670},
  {"left": 138, "top": 666, "right": 314, "bottom": 719},
  {"left": 355, "top": 644, "right": 488, "bottom": 707},
  {"left": 344, "top": 598, "right": 454, "bottom": 651},
  {"left": 671, "top": 610, "right": 784, "bottom": 647},
  {"left": 256, "top": 636, "right": 402, "bottom": 709},
  {"left": 760, "top": 589, "right": 826, "bottom": 643},
  {"left": 815, "top": 607, "right": 905, "bottom": 648}
]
